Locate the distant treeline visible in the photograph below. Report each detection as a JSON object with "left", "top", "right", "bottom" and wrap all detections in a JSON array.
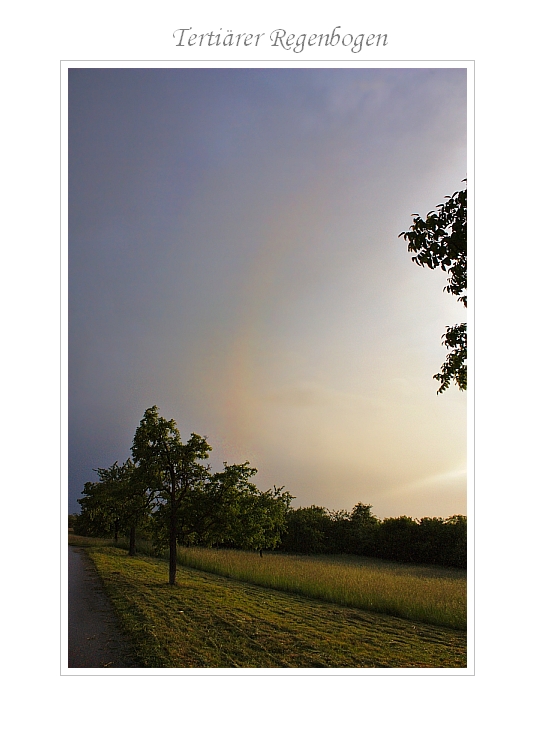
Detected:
[
  {"left": 278, "top": 505, "right": 466, "bottom": 568},
  {"left": 71, "top": 502, "right": 466, "bottom": 569}
]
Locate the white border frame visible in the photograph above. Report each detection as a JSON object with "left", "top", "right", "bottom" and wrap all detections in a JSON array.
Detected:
[{"left": 61, "top": 59, "right": 474, "bottom": 676}]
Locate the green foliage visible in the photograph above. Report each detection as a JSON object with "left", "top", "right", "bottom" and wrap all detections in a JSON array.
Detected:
[
  {"left": 78, "top": 408, "right": 292, "bottom": 566},
  {"left": 281, "top": 503, "right": 380, "bottom": 556},
  {"left": 148, "top": 463, "right": 293, "bottom": 553},
  {"left": 75, "top": 459, "right": 153, "bottom": 547},
  {"left": 196, "top": 471, "right": 293, "bottom": 551},
  {"left": 434, "top": 323, "right": 467, "bottom": 392},
  {"left": 399, "top": 186, "right": 467, "bottom": 305},
  {"left": 281, "top": 506, "right": 331, "bottom": 554},
  {"left": 131, "top": 406, "right": 212, "bottom": 582},
  {"left": 376, "top": 516, "right": 419, "bottom": 562},
  {"left": 130, "top": 407, "right": 292, "bottom": 557},
  {"left": 131, "top": 406, "right": 211, "bottom": 502},
  {"left": 399, "top": 183, "right": 467, "bottom": 393},
  {"left": 75, "top": 473, "right": 123, "bottom": 539},
  {"left": 279, "top": 504, "right": 466, "bottom": 568}
]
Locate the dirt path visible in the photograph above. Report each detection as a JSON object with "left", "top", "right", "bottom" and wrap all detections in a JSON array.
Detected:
[{"left": 68, "top": 546, "right": 139, "bottom": 668}]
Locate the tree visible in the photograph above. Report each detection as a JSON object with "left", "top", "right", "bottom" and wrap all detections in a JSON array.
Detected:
[
  {"left": 280, "top": 506, "right": 331, "bottom": 554},
  {"left": 76, "top": 465, "right": 127, "bottom": 542},
  {"left": 94, "top": 459, "right": 148, "bottom": 553},
  {"left": 177, "top": 462, "right": 260, "bottom": 548},
  {"left": 116, "top": 459, "right": 154, "bottom": 556},
  {"left": 399, "top": 183, "right": 467, "bottom": 393},
  {"left": 131, "top": 406, "right": 211, "bottom": 585},
  {"left": 347, "top": 503, "right": 380, "bottom": 555},
  {"left": 147, "top": 459, "right": 293, "bottom": 558},
  {"left": 314, "top": 503, "right": 380, "bottom": 554},
  {"left": 225, "top": 482, "right": 293, "bottom": 554},
  {"left": 76, "top": 479, "right": 117, "bottom": 538},
  {"left": 75, "top": 459, "right": 152, "bottom": 553},
  {"left": 376, "top": 516, "right": 419, "bottom": 563}
]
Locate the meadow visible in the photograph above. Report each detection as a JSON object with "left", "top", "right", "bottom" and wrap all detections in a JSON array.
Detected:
[
  {"left": 69, "top": 536, "right": 467, "bottom": 668},
  {"left": 175, "top": 546, "right": 466, "bottom": 630}
]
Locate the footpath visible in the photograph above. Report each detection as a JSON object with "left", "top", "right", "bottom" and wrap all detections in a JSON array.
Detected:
[{"left": 68, "top": 545, "right": 138, "bottom": 668}]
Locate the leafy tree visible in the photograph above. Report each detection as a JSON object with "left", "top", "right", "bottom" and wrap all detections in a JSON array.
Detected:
[
  {"left": 118, "top": 460, "right": 155, "bottom": 555},
  {"left": 347, "top": 503, "right": 380, "bottom": 555},
  {"left": 320, "top": 505, "right": 378, "bottom": 555},
  {"left": 371, "top": 514, "right": 466, "bottom": 567},
  {"left": 75, "top": 480, "right": 113, "bottom": 538},
  {"left": 324, "top": 509, "right": 352, "bottom": 553},
  {"left": 78, "top": 406, "right": 292, "bottom": 581},
  {"left": 75, "top": 459, "right": 152, "bottom": 553},
  {"left": 280, "top": 506, "right": 331, "bottom": 554},
  {"left": 95, "top": 459, "right": 152, "bottom": 554},
  {"left": 131, "top": 406, "right": 211, "bottom": 585},
  {"left": 416, "top": 517, "right": 450, "bottom": 565},
  {"left": 441, "top": 514, "right": 467, "bottom": 567},
  {"left": 76, "top": 468, "right": 126, "bottom": 541},
  {"left": 376, "top": 516, "right": 419, "bottom": 563},
  {"left": 178, "top": 462, "right": 261, "bottom": 548},
  {"left": 399, "top": 183, "right": 467, "bottom": 393},
  {"left": 226, "top": 483, "right": 293, "bottom": 554},
  {"left": 147, "top": 461, "right": 293, "bottom": 556}
]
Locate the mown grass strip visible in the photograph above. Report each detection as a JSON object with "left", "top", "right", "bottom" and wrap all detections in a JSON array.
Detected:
[
  {"left": 82, "top": 545, "right": 466, "bottom": 668},
  {"left": 175, "top": 547, "right": 466, "bottom": 630}
]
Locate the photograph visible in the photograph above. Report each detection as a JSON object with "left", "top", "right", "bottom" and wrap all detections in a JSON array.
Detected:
[{"left": 67, "top": 65, "right": 468, "bottom": 670}]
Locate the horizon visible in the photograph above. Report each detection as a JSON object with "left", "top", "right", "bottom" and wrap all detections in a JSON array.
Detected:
[{"left": 69, "top": 67, "right": 467, "bottom": 519}]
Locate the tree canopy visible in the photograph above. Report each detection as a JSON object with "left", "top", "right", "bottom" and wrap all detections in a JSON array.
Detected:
[
  {"left": 75, "top": 459, "right": 153, "bottom": 553},
  {"left": 399, "top": 183, "right": 467, "bottom": 393},
  {"left": 77, "top": 407, "right": 292, "bottom": 584},
  {"left": 130, "top": 406, "right": 291, "bottom": 584},
  {"left": 131, "top": 406, "right": 212, "bottom": 584}
]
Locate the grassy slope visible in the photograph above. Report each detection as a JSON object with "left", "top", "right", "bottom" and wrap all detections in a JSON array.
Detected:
[
  {"left": 74, "top": 542, "right": 467, "bottom": 668},
  {"left": 176, "top": 546, "right": 466, "bottom": 630}
]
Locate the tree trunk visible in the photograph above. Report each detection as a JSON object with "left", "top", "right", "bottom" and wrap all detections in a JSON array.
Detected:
[
  {"left": 114, "top": 520, "right": 119, "bottom": 544},
  {"left": 169, "top": 504, "right": 177, "bottom": 585},
  {"left": 129, "top": 525, "right": 136, "bottom": 556}
]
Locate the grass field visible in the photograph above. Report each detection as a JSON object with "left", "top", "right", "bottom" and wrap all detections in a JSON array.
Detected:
[
  {"left": 176, "top": 547, "right": 466, "bottom": 630},
  {"left": 69, "top": 537, "right": 466, "bottom": 668}
]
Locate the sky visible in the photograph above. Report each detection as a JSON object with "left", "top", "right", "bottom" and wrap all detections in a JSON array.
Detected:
[{"left": 69, "top": 67, "right": 467, "bottom": 519}]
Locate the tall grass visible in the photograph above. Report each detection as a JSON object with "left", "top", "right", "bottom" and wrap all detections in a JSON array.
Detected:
[
  {"left": 176, "top": 547, "right": 466, "bottom": 630},
  {"left": 69, "top": 535, "right": 466, "bottom": 630}
]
